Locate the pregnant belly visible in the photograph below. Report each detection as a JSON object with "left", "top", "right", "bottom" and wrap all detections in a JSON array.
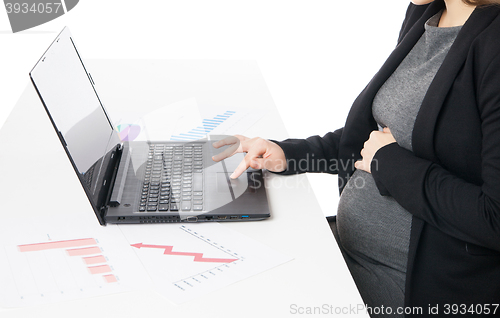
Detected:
[{"left": 336, "top": 169, "right": 412, "bottom": 271}]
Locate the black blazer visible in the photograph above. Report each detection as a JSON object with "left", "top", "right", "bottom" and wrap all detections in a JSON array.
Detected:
[{"left": 275, "top": 1, "right": 500, "bottom": 314}]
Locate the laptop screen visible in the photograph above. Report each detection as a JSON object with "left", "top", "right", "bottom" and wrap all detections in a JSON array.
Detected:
[{"left": 30, "top": 27, "right": 121, "bottom": 213}]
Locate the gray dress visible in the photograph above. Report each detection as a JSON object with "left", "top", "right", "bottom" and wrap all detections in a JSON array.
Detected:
[{"left": 335, "top": 13, "right": 461, "bottom": 315}]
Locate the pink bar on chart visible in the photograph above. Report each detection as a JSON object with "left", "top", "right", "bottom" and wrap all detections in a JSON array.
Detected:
[
  {"left": 103, "top": 274, "right": 118, "bottom": 283},
  {"left": 18, "top": 238, "right": 97, "bottom": 252},
  {"left": 82, "top": 255, "right": 107, "bottom": 265},
  {"left": 88, "top": 264, "right": 112, "bottom": 275},
  {"left": 66, "top": 246, "right": 101, "bottom": 256}
]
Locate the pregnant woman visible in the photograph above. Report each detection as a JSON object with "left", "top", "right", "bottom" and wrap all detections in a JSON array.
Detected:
[{"left": 213, "top": 0, "right": 500, "bottom": 316}]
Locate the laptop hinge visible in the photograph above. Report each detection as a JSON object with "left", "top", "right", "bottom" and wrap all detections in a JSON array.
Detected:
[
  {"left": 100, "top": 143, "right": 123, "bottom": 220},
  {"left": 109, "top": 143, "right": 131, "bottom": 207}
]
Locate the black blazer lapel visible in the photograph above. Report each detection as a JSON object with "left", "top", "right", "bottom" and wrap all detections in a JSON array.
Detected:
[
  {"left": 412, "top": 5, "right": 500, "bottom": 161},
  {"left": 338, "top": 2, "right": 442, "bottom": 191},
  {"left": 340, "top": 2, "right": 441, "bottom": 159}
]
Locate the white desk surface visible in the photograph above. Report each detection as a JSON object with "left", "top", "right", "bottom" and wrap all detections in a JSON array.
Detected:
[{"left": 0, "top": 60, "right": 367, "bottom": 317}]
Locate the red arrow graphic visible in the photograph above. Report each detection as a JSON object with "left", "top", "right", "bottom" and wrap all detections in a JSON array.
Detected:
[{"left": 131, "top": 243, "right": 237, "bottom": 263}]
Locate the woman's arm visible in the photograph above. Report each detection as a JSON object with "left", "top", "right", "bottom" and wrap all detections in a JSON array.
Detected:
[
  {"left": 212, "top": 128, "right": 344, "bottom": 178},
  {"left": 272, "top": 127, "right": 344, "bottom": 175}
]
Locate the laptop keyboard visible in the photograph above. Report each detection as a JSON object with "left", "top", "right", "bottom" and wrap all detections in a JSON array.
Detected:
[{"left": 139, "top": 144, "right": 204, "bottom": 212}]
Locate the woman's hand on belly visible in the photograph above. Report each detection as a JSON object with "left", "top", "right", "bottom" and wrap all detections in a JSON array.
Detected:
[{"left": 355, "top": 127, "right": 397, "bottom": 173}]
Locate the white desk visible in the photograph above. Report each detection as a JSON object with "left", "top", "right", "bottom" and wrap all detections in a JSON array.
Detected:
[{"left": 0, "top": 60, "right": 367, "bottom": 317}]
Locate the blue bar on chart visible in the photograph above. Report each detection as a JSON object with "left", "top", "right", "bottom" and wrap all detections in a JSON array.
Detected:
[{"left": 170, "top": 111, "right": 236, "bottom": 141}]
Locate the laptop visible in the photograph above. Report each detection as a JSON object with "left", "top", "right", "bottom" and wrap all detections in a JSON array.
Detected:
[{"left": 29, "top": 27, "right": 270, "bottom": 225}]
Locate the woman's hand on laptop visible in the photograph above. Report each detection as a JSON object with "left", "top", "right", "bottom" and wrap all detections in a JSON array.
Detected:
[{"left": 212, "top": 135, "right": 287, "bottom": 179}]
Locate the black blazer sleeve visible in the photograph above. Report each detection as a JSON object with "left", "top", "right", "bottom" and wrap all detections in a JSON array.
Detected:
[
  {"left": 371, "top": 54, "right": 500, "bottom": 252},
  {"left": 272, "top": 128, "right": 343, "bottom": 175}
]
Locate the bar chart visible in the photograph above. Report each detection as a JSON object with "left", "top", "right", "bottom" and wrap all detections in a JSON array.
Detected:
[
  {"left": 170, "top": 111, "right": 236, "bottom": 141},
  {"left": 113, "top": 96, "right": 267, "bottom": 143},
  {"left": 0, "top": 226, "right": 150, "bottom": 308},
  {"left": 17, "top": 238, "right": 118, "bottom": 285}
]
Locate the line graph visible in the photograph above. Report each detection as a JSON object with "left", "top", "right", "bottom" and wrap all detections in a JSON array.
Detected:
[
  {"left": 119, "top": 223, "right": 292, "bottom": 304},
  {"left": 130, "top": 243, "right": 238, "bottom": 263},
  {"left": 123, "top": 224, "right": 247, "bottom": 299}
]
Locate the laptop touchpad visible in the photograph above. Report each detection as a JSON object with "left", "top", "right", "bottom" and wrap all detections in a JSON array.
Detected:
[
  {"left": 216, "top": 175, "right": 248, "bottom": 201},
  {"left": 222, "top": 153, "right": 244, "bottom": 173},
  {"left": 216, "top": 172, "right": 233, "bottom": 193},
  {"left": 207, "top": 153, "right": 249, "bottom": 204}
]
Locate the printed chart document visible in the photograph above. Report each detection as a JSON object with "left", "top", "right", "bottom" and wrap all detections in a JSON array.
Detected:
[
  {"left": 0, "top": 218, "right": 151, "bottom": 307},
  {"left": 119, "top": 223, "right": 293, "bottom": 304},
  {"left": 0, "top": 218, "right": 292, "bottom": 307}
]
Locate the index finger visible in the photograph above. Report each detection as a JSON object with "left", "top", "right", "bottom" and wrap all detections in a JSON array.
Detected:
[
  {"left": 212, "top": 135, "right": 239, "bottom": 149},
  {"left": 212, "top": 142, "right": 241, "bottom": 162},
  {"left": 229, "top": 144, "right": 262, "bottom": 179}
]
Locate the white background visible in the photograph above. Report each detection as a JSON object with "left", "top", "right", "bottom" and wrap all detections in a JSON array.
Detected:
[{"left": 0, "top": 0, "right": 410, "bottom": 216}]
